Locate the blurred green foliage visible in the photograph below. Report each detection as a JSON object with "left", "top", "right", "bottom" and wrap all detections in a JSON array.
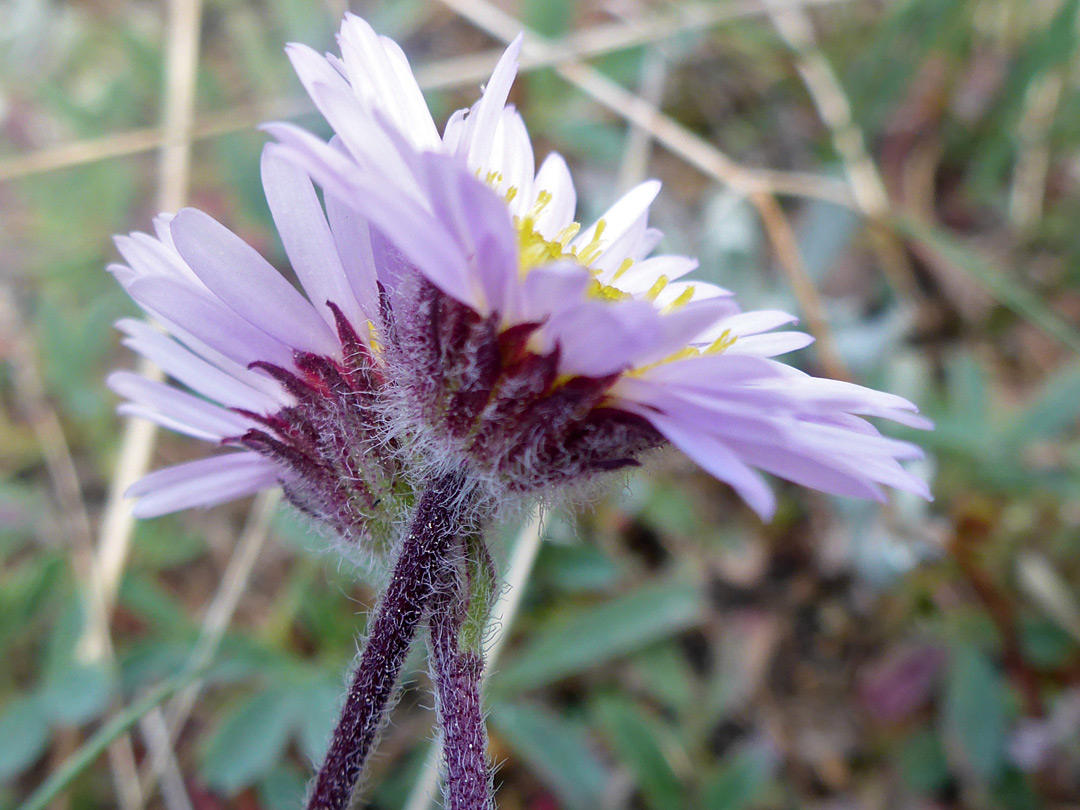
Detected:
[{"left": 3, "top": 0, "right": 1080, "bottom": 808}]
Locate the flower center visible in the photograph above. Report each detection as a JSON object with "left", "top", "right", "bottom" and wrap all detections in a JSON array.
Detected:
[{"left": 511, "top": 191, "right": 632, "bottom": 301}]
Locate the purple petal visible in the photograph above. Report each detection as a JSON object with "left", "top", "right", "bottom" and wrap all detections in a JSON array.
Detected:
[
  {"left": 126, "top": 277, "right": 297, "bottom": 371},
  {"left": 260, "top": 147, "right": 367, "bottom": 332},
  {"left": 416, "top": 152, "right": 518, "bottom": 315},
  {"left": 116, "top": 319, "right": 282, "bottom": 413},
  {"left": 543, "top": 299, "right": 661, "bottom": 377},
  {"left": 633, "top": 406, "right": 776, "bottom": 519},
  {"left": 127, "top": 452, "right": 280, "bottom": 518},
  {"left": 108, "top": 371, "right": 254, "bottom": 441},
  {"left": 170, "top": 208, "right": 339, "bottom": 357},
  {"left": 510, "top": 261, "right": 591, "bottom": 325}
]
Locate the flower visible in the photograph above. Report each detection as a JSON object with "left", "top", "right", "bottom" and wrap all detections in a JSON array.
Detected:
[
  {"left": 103, "top": 18, "right": 936, "bottom": 810},
  {"left": 257, "top": 13, "right": 932, "bottom": 518},
  {"left": 108, "top": 150, "right": 406, "bottom": 545},
  {"left": 109, "top": 14, "right": 929, "bottom": 529}
]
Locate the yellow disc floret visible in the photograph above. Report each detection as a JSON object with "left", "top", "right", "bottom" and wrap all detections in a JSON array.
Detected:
[{"left": 511, "top": 191, "right": 631, "bottom": 301}]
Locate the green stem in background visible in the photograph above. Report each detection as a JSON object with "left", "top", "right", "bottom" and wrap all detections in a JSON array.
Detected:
[{"left": 19, "top": 667, "right": 204, "bottom": 810}]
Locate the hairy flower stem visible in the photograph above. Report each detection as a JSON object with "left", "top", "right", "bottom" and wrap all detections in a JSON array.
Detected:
[
  {"left": 307, "top": 473, "right": 468, "bottom": 810},
  {"left": 428, "top": 543, "right": 496, "bottom": 810}
]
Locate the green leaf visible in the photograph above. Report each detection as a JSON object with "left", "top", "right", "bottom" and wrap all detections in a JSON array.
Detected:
[
  {"left": 493, "top": 578, "right": 703, "bottom": 694},
  {"left": 0, "top": 696, "right": 50, "bottom": 782},
  {"left": 631, "top": 645, "right": 695, "bottom": 717},
  {"left": 1005, "top": 363, "right": 1080, "bottom": 445},
  {"left": 701, "top": 745, "right": 774, "bottom": 810},
  {"left": 638, "top": 481, "right": 702, "bottom": 537},
  {"left": 39, "top": 662, "right": 111, "bottom": 726},
  {"left": 489, "top": 701, "right": 609, "bottom": 810},
  {"left": 257, "top": 766, "right": 309, "bottom": 810},
  {"left": 898, "top": 729, "right": 950, "bottom": 795},
  {"left": 896, "top": 217, "right": 1080, "bottom": 355},
  {"left": 1019, "top": 616, "right": 1076, "bottom": 669},
  {"left": 200, "top": 688, "right": 297, "bottom": 795},
  {"left": 595, "top": 696, "right": 684, "bottom": 810},
  {"left": 941, "top": 645, "right": 1007, "bottom": 782},
  {"left": 297, "top": 679, "right": 342, "bottom": 764},
  {"left": 535, "top": 543, "right": 622, "bottom": 594},
  {"left": 524, "top": 0, "right": 574, "bottom": 37}
]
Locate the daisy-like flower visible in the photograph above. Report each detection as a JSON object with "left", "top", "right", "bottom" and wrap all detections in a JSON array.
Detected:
[
  {"left": 107, "top": 152, "right": 404, "bottom": 547},
  {"left": 264, "top": 14, "right": 931, "bottom": 520},
  {"left": 107, "top": 14, "right": 931, "bottom": 810}
]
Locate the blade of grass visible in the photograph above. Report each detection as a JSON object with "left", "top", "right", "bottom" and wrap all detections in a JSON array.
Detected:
[
  {"left": 896, "top": 216, "right": 1080, "bottom": 354},
  {"left": 18, "top": 666, "right": 207, "bottom": 810}
]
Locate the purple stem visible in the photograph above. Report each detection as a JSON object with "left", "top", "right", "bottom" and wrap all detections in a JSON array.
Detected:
[
  {"left": 306, "top": 474, "right": 466, "bottom": 810},
  {"left": 429, "top": 550, "right": 495, "bottom": 810}
]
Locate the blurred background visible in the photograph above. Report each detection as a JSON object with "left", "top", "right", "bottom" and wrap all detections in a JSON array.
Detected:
[{"left": 3, "top": 0, "right": 1080, "bottom": 807}]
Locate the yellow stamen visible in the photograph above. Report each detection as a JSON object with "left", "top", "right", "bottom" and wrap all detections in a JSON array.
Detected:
[
  {"left": 513, "top": 200, "right": 635, "bottom": 300},
  {"left": 705, "top": 330, "right": 736, "bottom": 354},
  {"left": 367, "top": 322, "right": 382, "bottom": 355},
  {"left": 574, "top": 220, "right": 607, "bottom": 266},
  {"left": 660, "top": 285, "right": 695, "bottom": 313},
  {"left": 612, "top": 257, "right": 634, "bottom": 281},
  {"left": 643, "top": 275, "right": 669, "bottom": 302},
  {"left": 628, "top": 330, "right": 738, "bottom": 377},
  {"left": 555, "top": 222, "right": 580, "bottom": 246},
  {"left": 586, "top": 278, "right": 631, "bottom": 302}
]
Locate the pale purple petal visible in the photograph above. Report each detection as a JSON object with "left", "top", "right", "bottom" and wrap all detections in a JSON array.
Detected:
[
  {"left": 108, "top": 371, "right": 255, "bottom": 441},
  {"left": 126, "top": 452, "right": 280, "bottom": 518},
  {"left": 722, "top": 332, "right": 815, "bottom": 357},
  {"left": 126, "top": 276, "right": 297, "bottom": 370},
  {"left": 442, "top": 108, "right": 467, "bottom": 152},
  {"left": 262, "top": 136, "right": 480, "bottom": 309},
  {"left": 630, "top": 228, "right": 664, "bottom": 261},
  {"left": 324, "top": 192, "right": 380, "bottom": 325},
  {"left": 573, "top": 180, "right": 660, "bottom": 260},
  {"left": 261, "top": 147, "right": 367, "bottom": 331},
  {"left": 336, "top": 13, "right": 440, "bottom": 150},
  {"left": 631, "top": 297, "right": 742, "bottom": 367},
  {"left": 611, "top": 255, "right": 698, "bottom": 295},
  {"left": 633, "top": 406, "right": 776, "bottom": 519},
  {"left": 376, "top": 35, "right": 442, "bottom": 149},
  {"left": 169, "top": 209, "right": 339, "bottom": 357},
  {"left": 758, "top": 370, "right": 932, "bottom": 427},
  {"left": 653, "top": 280, "right": 734, "bottom": 309},
  {"left": 116, "top": 319, "right": 282, "bottom": 413},
  {"left": 723, "top": 437, "right": 886, "bottom": 502},
  {"left": 719, "top": 310, "right": 799, "bottom": 336},
  {"left": 114, "top": 231, "right": 200, "bottom": 286},
  {"left": 489, "top": 108, "right": 535, "bottom": 217}
]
